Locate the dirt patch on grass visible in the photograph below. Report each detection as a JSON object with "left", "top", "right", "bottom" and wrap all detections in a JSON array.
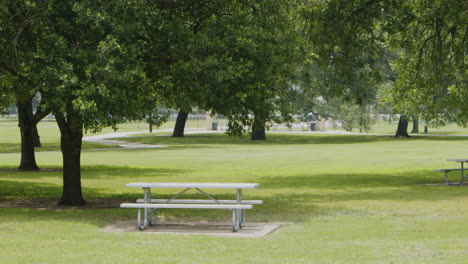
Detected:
[{"left": 0, "top": 198, "right": 129, "bottom": 210}]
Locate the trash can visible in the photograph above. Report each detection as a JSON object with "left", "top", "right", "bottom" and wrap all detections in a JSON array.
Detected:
[
  {"left": 310, "top": 122, "right": 316, "bottom": 131},
  {"left": 212, "top": 122, "right": 218, "bottom": 131}
]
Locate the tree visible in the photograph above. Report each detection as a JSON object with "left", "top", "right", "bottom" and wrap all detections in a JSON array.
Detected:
[
  {"left": 0, "top": 1, "right": 51, "bottom": 170},
  {"left": 390, "top": 0, "right": 467, "bottom": 126},
  {"left": 194, "top": 0, "right": 304, "bottom": 140},
  {"left": 411, "top": 115, "right": 419, "bottom": 133},
  {"left": 9, "top": 0, "right": 163, "bottom": 205},
  {"left": 172, "top": 110, "right": 189, "bottom": 137},
  {"left": 151, "top": 1, "right": 213, "bottom": 138},
  {"left": 395, "top": 115, "right": 410, "bottom": 137},
  {"left": 299, "top": 0, "right": 399, "bottom": 133},
  {"left": 146, "top": 107, "right": 169, "bottom": 133}
]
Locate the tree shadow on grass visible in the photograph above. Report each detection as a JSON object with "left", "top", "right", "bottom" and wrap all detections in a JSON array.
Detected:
[
  {"left": 1, "top": 169, "right": 467, "bottom": 228},
  {"left": 262, "top": 167, "right": 467, "bottom": 188},
  {"left": 80, "top": 165, "right": 191, "bottom": 179},
  {"left": 120, "top": 133, "right": 468, "bottom": 147},
  {"left": 0, "top": 165, "right": 191, "bottom": 180},
  {"left": 0, "top": 180, "right": 63, "bottom": 199},
  {"left": 259, "top": 170, "right": 468, "bottom": 202},
  {"left": 4, "top": 177, "right": 464, "bottom": 228},
  {"left": 0, "top": 189, "right": 345, "bottom": 226}
]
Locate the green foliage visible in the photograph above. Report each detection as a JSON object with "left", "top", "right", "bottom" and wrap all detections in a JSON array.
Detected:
[
  {"left": 292, "top": 0, "right": 400, "bottom": 132},
  {"left": 146, "top": 108, "right": 169, "bottom": 129},
  {"left": 316, "top": 97, "right": 376, "bottom": 132},
  {"left": 0, "top": 75, "right": 14, "bottom": 114},
  {"left": 194, "top": 0, "right": 305, "bottom": 136},
  {"left": 0, "top": 1, "right": 46, "bottom": 105},
  {"left": 390, "top": 0, "right": 467, "bottom": 126},
  {"left": 6, "top": 0, "right": 163, "bottom": 132},
  {"left": 302, "top": 0, "right": 394, "bottom": 103}
]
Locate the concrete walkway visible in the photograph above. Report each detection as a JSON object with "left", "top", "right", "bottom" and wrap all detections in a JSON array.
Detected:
[
  {"left": 82, "top": 129, "right": 226, "bottom": 149},
  {"left": 83, "top": 131, "right": 166, "bottom": 149},
  {"left": 83, "top": 128, "right": 468, "bottom": 150}
]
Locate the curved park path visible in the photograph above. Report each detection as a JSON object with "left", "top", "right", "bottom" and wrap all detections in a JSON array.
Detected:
[
  {"left": 82, "top": 129, "right": 225, "bottom": 149},
  {"left": 84, "top": 129, "right": 468, "bottom": 150},
  {"left": 83, "top": 131, "right": 166, "bottom": 149}
]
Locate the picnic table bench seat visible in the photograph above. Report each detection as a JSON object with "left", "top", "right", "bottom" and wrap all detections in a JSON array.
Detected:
[
  {"left": 135, "top": 199, "right": 263, "bottom": 204},
  {"left": 120, "top": 202, "right": 253, "bottom": 231},
  {"left": 120, "top": 203, "right": 253, "bottom": 210},
  {"left": 434, "top": 168, "right": 468, "bottom": 185}
]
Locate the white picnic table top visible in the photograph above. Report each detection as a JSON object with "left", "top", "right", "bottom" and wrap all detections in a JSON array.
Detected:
[
  {"left": 125, "top": 182, "right": 260, "bottom": 189},
  {"left": 447, "top": 159, "right": 468, "bottom": 163}
]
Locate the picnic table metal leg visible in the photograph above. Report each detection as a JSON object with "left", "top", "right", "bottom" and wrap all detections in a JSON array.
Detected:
[
  {"left": 140, "top": 187, "right": 155, "bottom": 229},
  {"left": 445, "top": 162, "right": 466, "bottom": 186},
  {"left": 241, "top": 209, "right": 245, "bottom": 227},
  {"left": 233, "top": 189, "right": 242, "bottom": 232},
  {"left": 460, "top": 162, "right": 465, "bottom": 185},
  {"left": 445, "top": 171, "right": 463, "bottom": 186}
]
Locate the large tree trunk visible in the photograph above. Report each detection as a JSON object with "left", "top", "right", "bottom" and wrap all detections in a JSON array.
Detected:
[
  {"left": 251, "top": 111, "right": 266, "bottom": 140},
  {"left": 395, "top": 115, "right": 410, "bottom": 137},
  {"left": 172, "top": 110, "right": 189, "bottom": 137},
  {"left": 411, "top": 115, "right": 419, "bottom": 133},
  {"left": 17, "top": 96, "right": 39, "bottom": 171},
  {"left": 55, "top": 111, "right": 86, "bottom": 206}
]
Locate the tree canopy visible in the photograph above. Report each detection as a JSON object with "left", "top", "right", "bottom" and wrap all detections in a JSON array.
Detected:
[
  {"left": 390, "top": 0, "right": 467, "bottom": 126},
  {"left": 1, "top": 0, "right": 466, "bottom": 205}
]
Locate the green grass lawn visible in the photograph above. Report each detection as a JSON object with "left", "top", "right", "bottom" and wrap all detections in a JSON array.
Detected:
[{"left": 1, "top": 123, "right": 468, "bottom": 263}]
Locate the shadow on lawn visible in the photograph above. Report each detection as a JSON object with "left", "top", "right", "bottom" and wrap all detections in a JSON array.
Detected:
[
  {"left": 0, "top": 165, "right": 190, "bottom": 180},
  {"left": 261, "top": 172, "right": 424, "bottom": 189},
  {"left": 121, "top": 133, "right": 468, "bottom": 147},
  {"left": 260, "top": 170, "right": 468, "bottom": 202},
  {"left": 81, "top": 165, "right": 190, "bottom": 179},
  {"left": 1, "top": 168, "right": 468, "bottom": 227},
  {"left": 0, "top": 180, "right": 62, "bottom": 199}
]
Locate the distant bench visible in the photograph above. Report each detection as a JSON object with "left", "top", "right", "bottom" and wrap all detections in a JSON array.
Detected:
[
  {"left": 434, "top": 168, "right": 468, "bottom": 185},
  {"left": 435, "top": 159, "right": 468, "bottom": 186},
  {"left": 120, "top": 182, "right": 262, "bottom": 231}
]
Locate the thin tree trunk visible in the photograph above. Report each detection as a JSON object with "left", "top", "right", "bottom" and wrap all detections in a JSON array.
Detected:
[
  {"left": 32, "top": 99, "right": 51, "bottom": 148},
  {"left": 395, "top": 115, "right": 410, "bottom": 137},
  {"left": 411, "top": 115, "right": 419, "bottom": 133},
  {"left": 17, "top": 96, "right": 39, "bottom": 171},
  {"left": 251, "top": 111, "right": 266, "bottom": 140},
  {"left": 55, "top": 111, "right": 86, "bottom": 206},
  {"left": 172, "top": 110, "right": 189, "bottom": 137},
  {"left": 32, "top": 124, "right": 41, "bottom": 147}
]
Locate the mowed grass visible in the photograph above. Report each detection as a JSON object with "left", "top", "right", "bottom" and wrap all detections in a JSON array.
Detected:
[
  {"left": 0, "top": 121, "right": 119, "bottom": 153},
  {"left": 1, "top": 127, "right": 468, "bottom": 263}
]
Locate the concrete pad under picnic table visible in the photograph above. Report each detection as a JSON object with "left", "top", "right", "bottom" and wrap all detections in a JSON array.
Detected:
[{"left": 103, "top": 221, "right": 281, "bottom": 237}]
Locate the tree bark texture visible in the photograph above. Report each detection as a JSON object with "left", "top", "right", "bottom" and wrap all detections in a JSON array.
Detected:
[
  {"left": 251, "top": 112, "right": 266, "bottom": 140},
  {"left": 32, "top": 124, "right": 41, "bottom": 147},
  {"left": 395, "top": 115, "right": 410, "bottom": 137},
  {"left": 55, "top": 111, "right": 86, "bottom": 206},
  {"left": 411, "top": 115, "right": 419, "bottom": 133},
  {"left": 172, "top": 110, "right": 189, "bottom": 137},
  {"left": 17, "top": 97, "right": 39, "bottom": 171},
  {"left": 31, "top": 100, "right": 51, "bottom": 148}
]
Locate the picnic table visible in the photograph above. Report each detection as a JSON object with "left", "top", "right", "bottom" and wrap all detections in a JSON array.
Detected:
[
  {"left": 435, "top": 159, "right": 468, "bottom": 185},
  {"left": 120, "top": 182, "right": 262, "bottom": 231}
]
